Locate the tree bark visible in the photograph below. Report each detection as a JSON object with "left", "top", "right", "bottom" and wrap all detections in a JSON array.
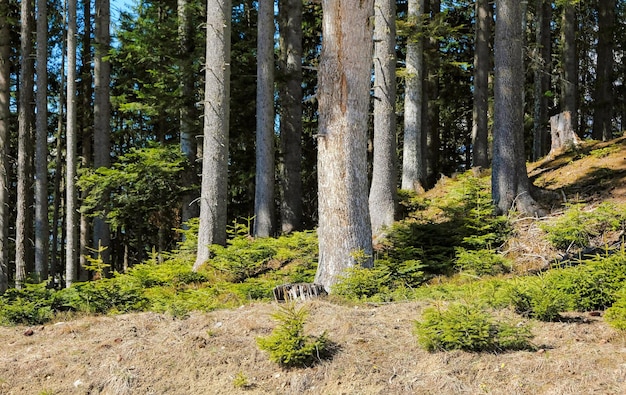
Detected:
[
  {"left": 314, "top": 0, "right": 374, "bottom": 292},
  {"left": 532, "top": 0, "right": 551, "bottom": 161},
  {"left": 471, "top": 0, "right": 491, "bottom": 168},
  {"left": 592, "top": 0, "right": 615, "bottom": 141},
  {"left": 253, "top": 0, "right": 275, "bottom": 238},
  {"left": 194, "top": 0, "right": 231, "bottom": 270},
  {"left": 35, "top": 0, "right": 49, "bottom": 282},
  {"left": 94, "top": 0, "right": 111, "bottom": 270},
  {"left": 549, "top": 111, "right": 581, "bottom": 155},
  {"left": 278, "top": 0, "right": 303, "bottom": 234},
  {"left": 401, "top": 0, "right": 425, "bottom": 192},
  {"left": 424, "top": 0, "right": 440, "bottom": 188},
  {"left": 492, "top": 0, "right": 542, "bottom": 216},
  {"left": 16, "top": 0, "right": 35, "bottom": 288},
  {"left": 560, "top": 1, "right": 577, "bottom": 133},
  {"left": 0, "top": 0, "right": 10, "bottom": 293},
  {"left": 66, "top": 0, "right": 78, "bottom": 287},
  {"left": 178, "top": 0, "right": 200, "bottom": 225},
  {"left": 369, "top": 0, "right": 397, "bottom": 236}
]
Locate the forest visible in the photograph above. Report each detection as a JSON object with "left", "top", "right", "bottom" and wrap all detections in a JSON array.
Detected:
[{"left": 2, "top": 0, "right": 626, "bottom": 392}]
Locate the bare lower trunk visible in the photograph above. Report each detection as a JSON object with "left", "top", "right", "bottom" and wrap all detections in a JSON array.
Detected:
[
  {"left": 315, "top": 0, "right": 374, "bottom": 292},
  {"left": 471, "top": 0, "right": 491, "bottom": 168},
  {"left": 0, "top": 0, "right": 10, "bottom": 293}
]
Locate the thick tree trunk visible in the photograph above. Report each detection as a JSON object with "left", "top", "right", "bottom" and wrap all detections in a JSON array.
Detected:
[
  {"left": 471, "top": 0, "right": 491, "bottom": 168},
  {"left": 35, "top": 0, "right": 49, "bottom": 282},
  {"left": 66, "top": 0, "right": 78, "bottom": 287},
  {"left": 278, "top": 0, "right": 303, "bottom": 234},
  {"left": 369, "top": 0, "right": 397, "bottom": 236},
  {"left": 0, "top": 0, "right": 10, "bottom": 293},
  {"left": 592, "top": 0, "right": 615, "bottom": 141},
  {"left": 253, "top": 0, "right": 275, "bottom": 237},
  {"left": 532, "top": 0, "right": 551, "bottom": 161},
  {"left": 94, "top": 0, "right": 111, "bottom": 270},
  {"left": 561, "top": 1, "right": 578, "bottom": 133},
  {"left": 16, "top": 0, "right": 35, "bottom": 288},
  {"left": 194, "top": 0, "right": 231, "bottom": 270},
  {"left": 315, "top": 0, "right": 374, "bottom": 292},
  {"left": 401, "top": 0, "right": 425, "bottom": 192},
  {"left": 492, "top": 0, "right": 543, "bottom": 217}
]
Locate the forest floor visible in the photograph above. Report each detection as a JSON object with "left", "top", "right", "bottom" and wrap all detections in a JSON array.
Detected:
[{"left": 3, "top": 136, "right": 626, "bottom": 395}]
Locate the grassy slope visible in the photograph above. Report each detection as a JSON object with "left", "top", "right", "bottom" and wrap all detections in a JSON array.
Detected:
[{"left": 2, "top": 137, "right": 626, "bottom": 395}]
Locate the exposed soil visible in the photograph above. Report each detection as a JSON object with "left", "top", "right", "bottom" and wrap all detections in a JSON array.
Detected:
[{"left": 2, "top": 136, "right": 626, "bottom": 395}]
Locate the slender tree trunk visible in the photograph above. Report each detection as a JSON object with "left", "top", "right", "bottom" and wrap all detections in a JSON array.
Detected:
[
  {"left": 178, "top": 0, "right": 199, "bottom": 225},
  {"left": 561, "top": 1, "right": 577, "bottom": 133},
  {"left": 194, "top": 0, "right": 231, "bottom": 270},
  {"left": 66, "top": 0, "right": 78, "bottom": 287},
  {"left": 94, "top": 0, "right": 111, "bottom": 269},
  {"left": 424, "top": 0, "right": 440, "bottom": 188},
  {"left": 592, "top": 0, "right": 615, "bottom": 141},
  {"left": 532, "top": 0, "right": 551, "bottom": 161},
  {"left": 278, "top": 0, "right": 303, "bottom": 234},
  {"left": 253, "top": 0, "right": 275, "bottom": 237},
  {"left": 314, "top": 0, "right": 374, "bottom": 292},
  {"left": 51, "top": 97, "right": 64, "bottom": 281},
  {"left": 369, "top": 0, "right": 397, "bottom": 236},
  {"left": 401, "top": 0, "right": 425, "bottom": 192},
  {"left": 35, "top": 0, "right": 49, "bottom": 282},
  {"left": 16, "top": 0, "right": 36, "bottom": 288},
  {"left": 0, "top": 0, "right": 10, "bottom": 293},
  {"left": 471, "top": 0, "right": 491, "bottom": 168},
  {"left": 492, "top": 0, "right": 542, "bottom": 216},
  {"left": 78, "top": 0, "right": 93, "bottom": 281}
]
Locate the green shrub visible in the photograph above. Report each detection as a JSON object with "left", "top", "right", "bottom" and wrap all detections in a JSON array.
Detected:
[
  {"left": 541, "top": 203, "right": 626, "bottom": 250},
  {"left": 414, "top": 302, "right": 533, "bottom": 352},
  {"left": 507, "top": 277, "right": 569, "bottom": 321},
  {"left": 60, "top": 278, "right": 147, "bottom": 314},
  {"left": 332, "top": 259, "right": 425, "bottom": 301},
  {"left": 605, "top": 287, "right": 626, "bottom": 331},
  {"left": 454, "top": 248, "right": 511, "bottom": 276},
  {"left": 257, "top": 304, "right": 331, "bottom": 367},
  {"left": 0, "top": 284, "right": 60, "bottom": 325}
]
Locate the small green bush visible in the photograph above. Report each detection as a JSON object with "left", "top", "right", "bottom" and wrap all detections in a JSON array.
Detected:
[
  {"left": 414, "top": 302, "right": 533, "bottom": 352},
  {"left": 60, "top": 278, "right": 147, "bottom": 314},
  {"left": 0, "top": 284, "right": 60, "bottom": 325},
  {"left": 454, "top": 248, "right": 511, "bottom": 276},
  {"left": 541, "top": 203, "right": 626, "bottom": 250},
  {"left": 507, "top": 277, "right": 569, "bottom": 321},
  {"left": 605, "top": 287, "right": 626, "bottom": 331},
  {"left": 257, "top": 304, "right": 331, "bottom": 367}
]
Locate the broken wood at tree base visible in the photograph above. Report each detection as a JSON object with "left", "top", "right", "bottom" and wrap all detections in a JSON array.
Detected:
[
  {"left": 273, "top": 283, "right": 327, "bottom": 302},
  {"left": 549, "top": 111, "right": 582, "bottom": 157}
]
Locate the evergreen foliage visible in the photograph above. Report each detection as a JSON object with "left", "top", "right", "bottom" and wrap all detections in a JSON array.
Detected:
[
  {"left": 414, "top": 302, "right": 534, "bottom": 352},
  {"left": 256, "top": 304, "right": 331, "bottom": 367}
]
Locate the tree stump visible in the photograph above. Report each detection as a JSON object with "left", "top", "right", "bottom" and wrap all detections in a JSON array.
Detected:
[
  {"left": 272, "top": 283, "right": 327, "bottom": 302},
  {"left": 549, "top": 111, "right": 581, "bottom": 156}
]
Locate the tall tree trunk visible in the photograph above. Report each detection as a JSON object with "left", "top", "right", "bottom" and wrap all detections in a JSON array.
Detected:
[
  {"left": 369, "top": 0, "right": 397, "bottom": 236},
  {"left": 561, "top": 0, "right": 577, "bottom": 133},
  {"left": 401, "top": 0, "right": 425, "bottom": 192},
  {"left": 94, "top": 0, "right": 111, "bottom": 269},
  {"left": 492, "top": 0, "right": 542, "bottom": 216},
  {"left": 0, "top": 0, "right": 10, "bottom": 293},
  {"left": 79, "top": 0, "right": 92, "bottom": 281},
  {"left": 278, "top": 0, "right": 303, "bottom": 234},
  {"left": 314, "top": 0, "right": 374, "bottom": 292},
  {"left": 66, "top": 0, "right": 78, "bottom": 287},
  {"left": 34, "top": 0, "right": 49, "bottom": 282},
  {"left": 194, "top": 0, "right": 231, "bottom": 271},
  {"left": 532, "top": 0, "right": 551, "bottom": 161},
  {"left": 592, "top": 0, "right": 615, "bottom": 141},
  {"left": 253, "top": 0, "right": 275, "bottom": 237},
  {"left": 16, "top": 0, "right": 35, "bottom": 288},
  {"left": 178, "top": 0, "right": 199, "bottom": 225},
  {"left": 424, "top": 0, "right": 440, "bottom": 188},
  {"left": 471, "top": 0, "right": 491, "bottom": 168}
]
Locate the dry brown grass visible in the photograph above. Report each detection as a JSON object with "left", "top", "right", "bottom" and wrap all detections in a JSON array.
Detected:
[{"left": 1, "top": 301, "right": 625, "bottom": 394}]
